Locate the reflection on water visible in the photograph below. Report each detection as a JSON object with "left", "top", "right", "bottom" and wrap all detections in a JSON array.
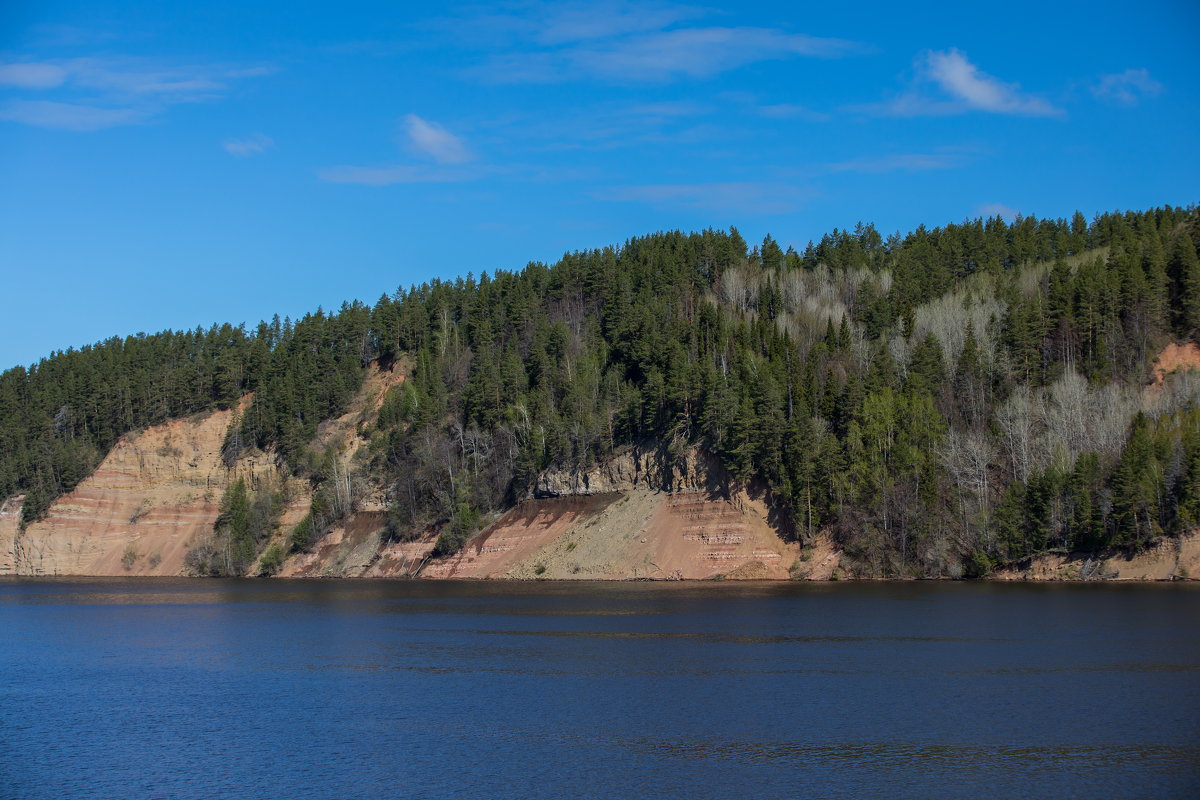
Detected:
[{"left": 1, "top": 578, "right": 1198, "bottom": 799}]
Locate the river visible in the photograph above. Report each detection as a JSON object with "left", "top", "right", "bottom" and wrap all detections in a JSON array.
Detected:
[{"left": 1, "top": 579, "right": 1197, "bottom": 798}]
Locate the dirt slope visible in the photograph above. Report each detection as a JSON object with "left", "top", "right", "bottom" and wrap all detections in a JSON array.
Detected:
[
  {"left": 272, "top": 363, "right": 407, "bottom": 576},
  {"left": 423, "top": 495, "right": 620, "bottom": 579},
  {"left": 311, "top": 361, "right": 406, "bottom": 467},
  {"left": 0, "top": 400, "right": 305, "bottom": 576},
  {"left": 413, "top": 488, "right": 800, "bottom": 581},
  {"left": 0, "top": 364, "right": 405, "bottom": 577},
  {"left": 1151, "top": 341, "right": 1200, "bottom": 386}
]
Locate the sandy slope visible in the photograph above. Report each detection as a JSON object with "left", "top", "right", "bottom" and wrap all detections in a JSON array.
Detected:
[
  {"left": 991, "top": 532, "right": 1200, "bottom": 581},
  {"left": 412, "top": 488, "right": 800, "bottom": 581},
  {"left": 0, "top": 399, "right": 303, "bottom": 576},
  {"left": 0, "top": 363, "right": 404, "bottom": 577}
]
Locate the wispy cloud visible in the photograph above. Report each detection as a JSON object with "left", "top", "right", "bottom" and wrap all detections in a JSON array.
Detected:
[
  {"left": 625, "top": 100, "right": 712, "bottom": 117},
  {"left": 320, "top": 115, "right": 478, "bottom": 185},
  {"left": 598, "top": 181, "right": 810, "bottom": 214},
  {"left": 826, "top": 152, "right": 965, "bottom": 173},
  {"left": 0, "top": 62, "right": 69, "bottom": 89},
  {"left": 317, "top": 164, "right": 483, "bottom": 186},
  {"left": 1092, "top": 68, "right": 1162, "bottom": 107},
  {"left": 862, "top": 48, "right": 1061, "bottom": 118},
  {"left": 24, "top": 24, "right": 125, "bottom": 48},
  {"left": 718, "top": 92, "right": 830, "bottom": 122},
  {"left": 447, "top": 3, "right": 864, "bottom": 85},
  {"left": 0, "top": 57, "right": 272, "bottom": 130},
  {"left": 223, "top": 133, "right": 274, "bottom": 157},
  {"left": 0, "top": 100, "right": 147, "bottom": 131},
  {"left": 533, "top": 1, "right": 704, "bottom": 45},
  {"left": 571, "top": 27, "right": 861, "bottom": 82},
  {"left": 477, "top": 100, "right": 721, "bottom": 154},
  {"left": 753, "top": 103, "right": 829, "bottom": 121},
  {"left": 478, "top": 26, "right": 863, "bottom": 84},
  {"left": 402, "top": 114, "right": 472, "bottom": 163},
  {"left": 924, "top": 49, "right": 1059, "bottom": 116},
  {"left": 437, "top": 1, "right": 705, "bottom": 48},
  {"left": 977, "top": 202, "right": 1019, "bottom": 221}
]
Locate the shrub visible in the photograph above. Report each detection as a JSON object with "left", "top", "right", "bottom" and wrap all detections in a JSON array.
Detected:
[
  {"left": 432, "top": 503, "right": 480, "bottom": 557},
  {"left": 291, "top": 513, "right": 315, "bottom": 551},
  {"left": 258, "top": 543, "right": 286, "bottom": 576}
]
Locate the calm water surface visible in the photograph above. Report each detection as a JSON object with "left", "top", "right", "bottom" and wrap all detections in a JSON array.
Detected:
[{"left": 1, "top": 579, "right": 1198, "bottom": 799}]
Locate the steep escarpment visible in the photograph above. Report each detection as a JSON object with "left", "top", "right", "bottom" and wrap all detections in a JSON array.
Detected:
[
  {"left": 0, "top": 363, "right": 405, "bottom": 577},
  {"left": 280, "top": 442, "right": 803, "bottom": 581},
  {"left": 0, "top": 399, "right": 307, "bottom": 576},
  {"left": 5, "top": 205, "right": 1200, "bottom": 580},
  {"left": 282, "top": 492, "right": 805, "bottom": 582},
  {"left": 503, "top": 489, "right": 799, "bottom": 580}
]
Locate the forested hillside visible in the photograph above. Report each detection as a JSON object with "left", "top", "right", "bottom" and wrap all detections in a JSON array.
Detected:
[{"left": 3, "top": 204, "right": 1199, "bottom": 576}]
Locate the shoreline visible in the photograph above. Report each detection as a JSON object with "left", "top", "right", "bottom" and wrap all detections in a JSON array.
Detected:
[{"left": 2, "top": 572, "right": 1196, "bottom": 583}]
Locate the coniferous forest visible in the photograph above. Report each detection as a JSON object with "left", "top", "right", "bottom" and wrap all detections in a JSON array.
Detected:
[{"left": 3, "top": 204, "right": 1200, "bottom": 577}]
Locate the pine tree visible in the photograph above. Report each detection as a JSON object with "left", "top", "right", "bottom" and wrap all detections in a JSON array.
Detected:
[{"left": 1170, "top": 233, "right": 1200, "bottom": 336}]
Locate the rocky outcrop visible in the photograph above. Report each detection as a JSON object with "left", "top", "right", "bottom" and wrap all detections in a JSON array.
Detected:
[{"left": 534, "top": 444, "right": 724, "bottom": 497}]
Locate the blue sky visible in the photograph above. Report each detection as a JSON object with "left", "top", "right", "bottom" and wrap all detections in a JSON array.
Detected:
[{"left": 1, "top": 0, "right": 1197, "bottom": 369}]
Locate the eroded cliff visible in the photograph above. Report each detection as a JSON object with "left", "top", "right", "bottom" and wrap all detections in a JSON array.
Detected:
[{"left": 0, "top": 399, "right": 306, "bottom": 575}]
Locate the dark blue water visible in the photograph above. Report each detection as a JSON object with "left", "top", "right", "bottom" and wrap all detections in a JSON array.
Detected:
[{"left": 1, "top": 579, "right": 1198, "bottom": 799}]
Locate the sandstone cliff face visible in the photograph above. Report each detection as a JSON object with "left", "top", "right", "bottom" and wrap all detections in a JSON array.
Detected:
[
  {"left": 0, "top": 401, "right": 305, "bottom": 576},
  {"left": 0, "top": 363, "right": 409, "bottom": 577},
  {"left": 497, "top": 489, "right": 801, "bottom": 581},
  {"left": 991, "top": 532, "right": 1200, "bottom": 581},
  {"left": 277, "top": 440, "right": 806, "bottom": 581}
]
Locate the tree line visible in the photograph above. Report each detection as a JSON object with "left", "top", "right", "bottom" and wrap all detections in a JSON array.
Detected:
[{"left": 3, "top": 204, "right": 1198, "bottom": 575}]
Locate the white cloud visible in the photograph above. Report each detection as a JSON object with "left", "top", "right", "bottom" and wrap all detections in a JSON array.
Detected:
[
  {"left": 223, "top": 133, "right": 274, "bottom": 157},
  {"left": 922, "top": 49, "right": 1061, "bottom": 116},
  {"left": 1092, "top": 68, "right": 1162, "bottom": 106},
  {"left": 0, "top": 57, "right": 272, "bottom": 130},
  {"left": 0, "top": 62, "right": 68, "bottom": 89},
  {"left": 403, "top": 114, "right": 472, "bottom": 164},
  {"left": 861, "top": 49, "right": 1061, "bottom": 118},
  {"left": 0, "top": 100, "right": 147, "bottom": 131},
  {"left": 598, "top": 181, "right": 810, "bottom": 214}
]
